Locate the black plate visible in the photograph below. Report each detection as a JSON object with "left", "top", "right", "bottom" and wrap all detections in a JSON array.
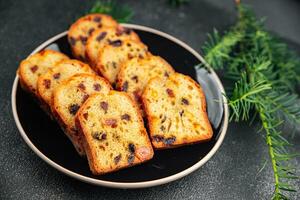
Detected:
[{"left": 13, "top": 25, "right": 228, "bottom": 186}]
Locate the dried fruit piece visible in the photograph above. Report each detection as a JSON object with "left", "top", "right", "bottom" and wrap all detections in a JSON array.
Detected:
[
  {"left": 104, "top": 118, "right": 118, "bottom": 128},
  {"left": 100, "top": 101, "right": 108, "bottom": 113},
  {"left": 121, "top": 114, "right": 131, "bottom": 121},
  {"left": 69, "top": 104, "right": 80, "bottom": 115}
]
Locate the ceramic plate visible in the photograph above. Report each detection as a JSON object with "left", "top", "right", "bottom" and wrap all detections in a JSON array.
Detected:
[{"left": 11, "top": 24, "right": 228, "bottom": 188}]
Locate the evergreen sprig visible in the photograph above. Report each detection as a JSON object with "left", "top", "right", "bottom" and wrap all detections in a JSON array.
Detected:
[
  {"left": 201, "top": 2, "right": 300, "bottom": 199},
  {"left": 89, "top": 0, "right": 133, "bottom": 23}
]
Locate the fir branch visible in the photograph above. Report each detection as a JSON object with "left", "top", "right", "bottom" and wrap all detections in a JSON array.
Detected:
[
  {"left": 201, "top": 2, "right": 300, "bottom": 199},
  {"left": 257, "top": 100, "right": 299, "bottom": 200},
  {"left": 227, "top": 72, "right": 272, "bottom": 121},
  {"left": 89, "top": 0, "right": 133, "bottom": 23},
  {"left": 263, "top": 91, "right": 300, "bottom": 126},
  {"left": 202, "top": 29, "right": 243, "bottom": 70}
]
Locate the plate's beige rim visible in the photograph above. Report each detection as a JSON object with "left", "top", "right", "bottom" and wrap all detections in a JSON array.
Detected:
[{"left": 11, "top": 24, "right": 229, "bottom": 189}]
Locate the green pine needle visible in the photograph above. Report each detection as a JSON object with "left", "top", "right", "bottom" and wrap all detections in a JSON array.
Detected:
[
  {"left": 202, "top": 2, "right": 300, "bottom": 199},
  {"left": 89, "top": 0, "right": 133, "bottom": 23}
]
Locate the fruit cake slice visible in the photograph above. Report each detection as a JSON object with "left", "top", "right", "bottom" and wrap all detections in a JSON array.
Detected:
[
  {"left": 68, "top": 14, "right": 118, "bottom": 60},
  {"left": 53, "top": 74, "right": 111, "bottom": 156},
  {"left": 117, "top": 55, "right": 175, "bottom": 108},
  {"left": 75, "top": 91, "right": 154, "bottom": 174},
  {"left": 96, "top": 39, "right": 148, "bottom": 84},
  {"left": 37, "top": 59, "right": 94, "bottom": 113},
  {"left": 142, "top": 72, "right": 213, "bottom": 149},
  {"left": 18, "top": 49, "right": 69, "bottom": 95},
  {"left": 86, "top": 26, "right": 140, "bottom": 67}
]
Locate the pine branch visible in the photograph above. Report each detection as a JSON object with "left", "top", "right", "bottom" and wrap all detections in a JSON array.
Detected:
[{"left": 89, "top": 0, "right": 133, "bottom": 23}]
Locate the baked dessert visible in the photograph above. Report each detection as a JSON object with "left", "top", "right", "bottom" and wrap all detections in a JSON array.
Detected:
[
  {"left": 86, "top": 26, "right": 140, "bottom": 67},
  {"left": 68, "top": 14, "right": 118, "bottom": 60},
  {"left": 96, "top": 39, "right": 148, "bottom": 84},
  {"left": 142, "top": 72, "right": 213, "bottom": 149},
  {"left": 37, "top": 59, "right": 94, "bottom": 114},
  {"left": 53, "top": 74, "right": 111, "bottom": 156},
  {"left": 18, "top": 49, "right": 69, "bottom": 96},
  {"left": 75, "top": 91, "right": 154, "bottom": 174},
  {"left": 117, "top": 55, "right": 175, "bottom": 108}
]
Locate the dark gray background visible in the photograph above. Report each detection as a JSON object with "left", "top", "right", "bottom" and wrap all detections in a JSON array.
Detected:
[{"left": 0, "top": 0, "right": 299, "bottom": 199}]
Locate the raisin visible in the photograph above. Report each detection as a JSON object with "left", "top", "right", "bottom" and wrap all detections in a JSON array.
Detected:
[
  {"left": 121, "top": 114, "right": 131, "bottom": 121},
  {"left": 164, "top": 136, "right": 176, "bottom": 145},
  {"left": 53, "top": 73, "right": 60, "bottom": 79},
  {"left": 100, "top": 101, "right": 108, "bottom": 113},
  {"left": 30, "top": 65, "right": 38, "bottom": 73},
  {"left": 101, "top": 133, "right": 107, "bottom": 140},
  {"left": 93, "top": 83, "right": 101, "bottom": 91},
  {"left": 128, "top": 143, "right": 135, "bottom": 153},
  {"left": 68, "top": 104, "right": 80, "bottom": 115},
  {"left": 166, "top": 88, "right": 175, "bottom": 97},
  {"left": 160, "top": 126, "right": 166, "bottom": 131},
  {"left": 43, "top": 79, "right": 51, "bottom": 89},
  {"left": 122, "top": 81, "right": 128, "bottom": 91},
  {"left": 88, "top": 28, "right": 95, "bottom": 35},
  {"left": 92, "top": 132, "right": 106, "bottom": 141},
  {"left": 114, "top": 154, "right": 121, "bottom": 164},
  {"left": 152, "top": 135, "right": 164, "bottom": 142},
  {"left": 96, "top": 32, "right": 107, "bottom": 42},
  {"left": 105, "top": 118, "right": 117, "bottom": 128},
  {"left": 128, "top": 154, "right": 135, "bottom": 165},
  {"left": 82, "top": 94, "right": 89, "bottom": 103},
  {"left": 131, "top": 76, "right": 138, "bottom": 83},
  {"left": 93, "top": 16, "right": 102, "bottom": 22},
  {"left": 181, "top": 98, "right": 189, "bottom": 105},
  {"left": 109, "top": 39, "right": 122, "bottom": 47},
  {"left": 79, "top": 36, "right": 87, "bottom": 45},
  {"left": 69, "top": 37, "right": 76, "bottom": 46},
  {"left": 83, "top": 113, "right": 88, "bottom": 120},
  {"left": 164, "top": 71, "right": 169, "bottom": 77},
  {"left": 78, "top": 83, "right": 86, "bottom": 90},
  {"left": 116, "top": 27, "right": 131, "bottom": 36}
]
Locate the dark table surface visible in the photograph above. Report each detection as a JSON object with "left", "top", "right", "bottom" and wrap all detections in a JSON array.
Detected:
[{"left": 1, "top": 0, "right": 299, "bottom": 199}]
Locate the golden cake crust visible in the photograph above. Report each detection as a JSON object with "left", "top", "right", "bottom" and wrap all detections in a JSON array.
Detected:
[
  {"left": 68, "top": 14, "right": 118, "bottom": 60},
  {"left": 75, "top": 91, "right": 154, "bottom": 174},
  {"left": 142, "top": 72, "right": 213, "bottom": 149}
]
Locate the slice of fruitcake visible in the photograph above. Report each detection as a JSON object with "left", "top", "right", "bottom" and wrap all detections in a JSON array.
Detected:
[
  {"left": 142, "top": 72, "right": 213, "bottom": 149},
  {"left": 96, "top": 39, "right": 148, "bottom": 84},
  {"left": 117, "top": 55, "right": 175, "bottom": 108},
  {"left": 53, "top": 74, "right": 111, "bottom": 156},
  {"left": 37, "top": 59, "right": 94, "bottom": 114},
  {"left": 75, "top": 91, "right": 154, "bottom": 174},
  {"left": 68, "top": 14, "right": 118, "bottom": 60},
  {"left": 86, "top": 26, "right": 140, "bottom": 67},
  {"left": 18, "top": 49, "right": 69, "bottom": 96}
]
